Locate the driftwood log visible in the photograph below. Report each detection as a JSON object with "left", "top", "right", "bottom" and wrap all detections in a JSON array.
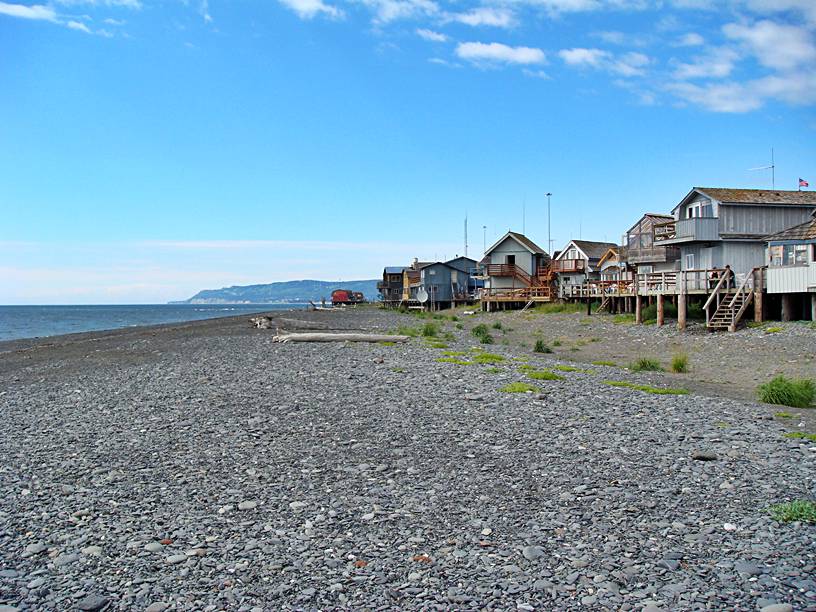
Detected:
[
  {"left": 272, "top": 333, "right": 409, "bottom": 343},
  {"left": 250, "top": 316, "right": 330, "bottom": 330}
]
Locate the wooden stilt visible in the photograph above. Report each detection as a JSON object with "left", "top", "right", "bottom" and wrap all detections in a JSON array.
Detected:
[
  {"left": 677, "top": 292, "right": 687, "bottom": 331},
  {"left": 586, "top": 298, "right": 592, "bottom": 316},
  {"left": 635, "top": 295, "right": 642, "bottom": 324},
  {"left": 754, "top": 290, "right": 763, "bottom": 322},
  {"left": 781, "top": 294, "right": 794, "bottom": 322},
  {"left": 811, "top": 294, "right": 816, "bottom": 322},
  {"left": 656, "top": 294, "right": 665, "bottom": 327}
]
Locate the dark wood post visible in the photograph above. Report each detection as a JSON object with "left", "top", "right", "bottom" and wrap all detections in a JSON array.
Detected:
[
  {"left": 635, "top": 295, "right": 642, "bottom": 324},
  {"left": 656, "top": 294, "right": 665, "bottom": 326},
  {"left": 677, "top": 292, "right": 687, "bottom": 331}
]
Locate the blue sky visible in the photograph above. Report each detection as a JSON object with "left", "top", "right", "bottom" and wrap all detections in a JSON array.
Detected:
[{"left": 1, "top": 0, "right": 815, "bottom": 303}]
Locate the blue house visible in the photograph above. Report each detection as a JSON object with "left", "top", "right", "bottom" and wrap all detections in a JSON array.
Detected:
[{"left": 417, "top": 256, "right": 479, "bottom": 310}]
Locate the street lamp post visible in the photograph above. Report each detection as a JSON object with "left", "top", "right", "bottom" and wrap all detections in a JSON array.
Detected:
[
  {"left": 483, "top": 225, "right": 487, "bottom": 254},
  {"left": 546, "top": 193, "right": 552, "bottom": 255}
]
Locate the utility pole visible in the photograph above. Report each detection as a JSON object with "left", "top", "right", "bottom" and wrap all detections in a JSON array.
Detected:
[
  {"left": 546, "top": 192, "right": 552, "bottom": 255},
  {"left": 464, "top": 215, "right": 468, "bottom": 258}
]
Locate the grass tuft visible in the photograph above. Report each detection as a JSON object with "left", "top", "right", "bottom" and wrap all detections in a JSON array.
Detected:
[
  {"left": 422, "top": 322, "right": 440, "bottom": 337},
  {"left": 553, "top": 364, "right": 584, "bottom": 373},
  {"left": 485, "top": 367, "right": 501, "bottom": 374},
  {"left": 441, "top": 350, "right": 467, "bottom": 357},
  {"left": 396, "top": 325, "right": 419, "bottom": 338},
  {"left": 533, "top": 302, "right": 584, "bottom": 314},
  {"left": 774, "top": 411, "right": 794, "bottom": 418},
  {"left": 783, "top": 432, "right": 816, "bottom": 442},
  {"left": 436, "top": 357, "right": 473, "bottom": 365},
  {"left": 591, "top": 360, "right": 617, "bottom": 367},
  {"left": 533, "top": 339, "right": 552, "bottom": 354},
  {"left": 612, "top": 314, "right": 636, "bottom": 325},
  {"left": 671, "top": 353, "right": 689, "bottom": 374},
  {"left": 500, "top": 382, "right": 540, "bottom": 393},
  {"left": 769, "top": 500, "right": 816, "bottom": 524},
  {"left": 492, "top": 321, "right": 503, "bottom": 330},
  {"left": 378, "top": 341, "right": 396, "bottom": 346},
  {"left": 630, "top": 357, "right": 664, "bottom": 372},
  {"left": 757, "top": 375, "right": 815, "bottom": 408},
  {"left": 471, "top": 324, "right": 495, "bottom": 345},
  {"left": 765, "top": 326, "right": 783, "bottom": 334},
  {"left": 473, "top": 353, "right": 506, "bottom": 364},
  {"left": 604, "top": 380, "right": 688, "bottom": 395},
  {"left": 527, "top": 370, "right": 564, "bottom": 381}
]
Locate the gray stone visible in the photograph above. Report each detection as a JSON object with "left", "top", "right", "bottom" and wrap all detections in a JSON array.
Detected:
[
  {"left": 145, "top": 604, "right": 168, "bottom": 612},
  {"left": 76, "top": 595, "right": 109, "bottom": 611},
  {"left": 164, "top": 554, "right": 187, "bottom": 565},
  {"left": 144, "top": 542, "right": 163, "bottom": 552},
  {"left": 521, "top": 546, "right": 545, "bottom": 561},
  {"left": 238, "top": 500, "right": 257, "bottom": 510},
  {"left": 53, "top": 553, "right": 79, "bottom": 567},
  {"left": 691, "top": 450, "right": 718, "bottom": 461},
  {"left": 759, "top": 605, "right": 793, "bottom": 612},
  {"left": 24, "top": 543, "right": 47, "bottom": 555}
]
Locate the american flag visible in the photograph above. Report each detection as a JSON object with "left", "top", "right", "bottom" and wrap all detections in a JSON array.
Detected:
[{"left": 799, "top": 177, "right": 809, "bottom": 188}]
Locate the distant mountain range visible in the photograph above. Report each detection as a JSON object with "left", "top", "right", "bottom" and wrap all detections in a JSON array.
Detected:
[{"left": 172, "top": 279, "right": 380, "bottom": 304}]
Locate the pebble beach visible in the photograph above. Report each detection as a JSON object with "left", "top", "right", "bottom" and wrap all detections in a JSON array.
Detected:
[{"left": 0, "top": 308, "right": 814, "bottom": 611}]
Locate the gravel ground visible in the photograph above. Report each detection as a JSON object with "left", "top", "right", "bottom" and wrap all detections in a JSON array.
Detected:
[{"left": 0, "top": 308, "right": 814, "bottom": 611}]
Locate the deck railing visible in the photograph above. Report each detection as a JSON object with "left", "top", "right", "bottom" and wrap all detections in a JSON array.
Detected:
[
  {"left": 485, "top": 264, "right": 532, "bottom": 285},
  {"left": 551, "top": 259, "right": 586, "bottom": 273}
]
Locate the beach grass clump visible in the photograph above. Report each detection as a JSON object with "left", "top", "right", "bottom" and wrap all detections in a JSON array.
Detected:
[
  {"left": 441, "top": 350, "right": 467, "bottom": 357},
  {"left": 774, "top": 411, "right": 794, "bottom": 418},
  {"left": 783, "top": 432, "right": 816, "bottom": 442},
  {"left": 436, "top": 357, "right": 473, "bottom": 366},
  {"left": 671, "top": 353, "right": 689, "bottom": 373},
  {"left": 630, "top": 357, "right": 664, "bottom": 372},
  {"left": 746, "top": 321, "right": 765, "bottom": 328},
  {"left": 769, "top": 500, "right": 816, "bottom": 524},
  {"left": 527, "top": 370, "right": 564, "bottom": 381},
  {"left": 379, "top": 341, "right": 396, "bottom": 346},
  {"left": 500, "top": 382, "right": 540, "bottom": 393},
  {"left": 757, "top": 375, "right": 815, "bottom": 408},
  {"left": 533, "top": 339, "right": 552, "bottom": 354},
  {"left": 426, "top": 341, "right": 448, "bottom": 349},
  {"left": 422, "top": 322, "right": 440, "bottom": 337},
  {"left": 391, "top": 367, "right": 405, "bottom": 373},
  {"left": 553, "top": 364, "right": 584, "bottom": 373},
  {"left": 591, "top": 360, "right": 617, "bottom": 367},
  {"left": 473, "top": 353, "right": 506, "bottom": 364},
  {"left": 765, "top": 326, "right": 783, "bottom": 334},
  {"left": 492, "top": 321, "right": 503, "bottom": 330},
  {"left": 604, "top": 381, "right": 688, "bottom": 395},
  {"left": 641, "top": 302, "right": 678, "bottom": 323},
  {"left": 471, "top": 324, "right": 495, "bottom": 345},
  {"left": 687, "top": 302, "right": 705, "bottom": 320},
  {"left": 455, "top": 323, "right": 464, "bottom": 330},
  {"left": 396, "top": 325, "right": 420, "bottom": 337},
  {"left": 485, "top": 367, "right": 502, "bottom": 374},
  {"left": 613, "top": 314, "right": 636, "bottom": 325},
  {"left": 552, "top": 339, "right": 562, "bottom": 347}
]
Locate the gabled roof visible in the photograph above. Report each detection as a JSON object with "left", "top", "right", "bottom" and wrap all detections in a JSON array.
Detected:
[
  {"left": 445, "top": 256, "right": 478, "bottom": 266},
  {"left": 765, "top": 217, "right": 816, "bottom": 242},
  {"left": 697, "top": 187, "right": 816, "bottom": 206},
  {"left": 484, "top": 231, "right": 547, "bottom": 256},
  {"left": 384, "top": 266, "right": 406, "bottom": 274},
  {"left": 672, "top": 187, "right": 816, "bottom": 213},
  {"left": 597, "top": 246, "right": 621, "bottom": 267},
  {"left": 570, "top": 240, "right": 618, "bottom": 261}
]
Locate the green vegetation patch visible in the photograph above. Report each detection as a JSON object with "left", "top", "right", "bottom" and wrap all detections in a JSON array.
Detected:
[
  {"left": 471, "top": 324, "right": 495, "bottom": 345},
  {"left": 783, "top": 432, "right": 816, "bottom": 442},
  {"left": 591, "top": 360, "right": 617, "bottom": 367},
  {"left": 612, "top": 313, "right": 637, "bottom": 325},
  {"left": 473, "top": 353, "right": 506, "bottom": 364},
  {"left": 774, "top": 412, "right": 794, "bottom": 418},
  {"left": 553, "top": 364, "right": 586, "bottom": 373},
  {"left": 378, "top": 341, "right": 396, "bottom": 346},
  {"left": 396, "top": 325, "right": 420, "bottom": 337},
  {"left": 630, "top": 357, "right": 664, "bottom": 372},
  {"left": 441, "top": 350, "right": 467, "bottom": 357},
  {"left": 757, "top": 375, "right": 815, "bottom": 408},
  {"left": 765, "top": 326, "right": 783, "bottom": 334},
  {"left": 485, "top": 367, "right": 502, "bottom": 374},
  {"left": 769, "top": 500, "right": 816, "bottom": 524},
  {"left": 641, "top": 302, "right": 678, "bottom": 322},
  {"left": 527, "top": 370, "right": 564, "bottom": 381},
  {"left": 533, "top": 339, "right": 552, "bottom": 354},
  {"left": 671, "top": 353, "right": 689, "bottom": 374},
  {"left": 422, "top": 322, "right": 441, "bottom": 337},
  {"left": 534, "top": 303, "right": 585, "bottom": 314},
  {"left": 604, "top": 381, "right": 688, "bottom": 395},
  {"left": 500, "top": 382, "right": 540, "bottom": 393},
  {"left": 436, "top": 357, "right": 473, "bottom": 366}
]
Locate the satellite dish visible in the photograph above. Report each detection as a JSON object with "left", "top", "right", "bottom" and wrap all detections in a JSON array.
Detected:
[{"left": 416, "top": 288, "right": 429, "bottom": 303}]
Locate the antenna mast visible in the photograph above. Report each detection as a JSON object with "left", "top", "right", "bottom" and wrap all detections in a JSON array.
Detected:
[
  {"left": 749, "top": 147, "right": 775, "bottom": 189},
  {"left": 464, "top": 215, "right": 468, "bottom": 258}
]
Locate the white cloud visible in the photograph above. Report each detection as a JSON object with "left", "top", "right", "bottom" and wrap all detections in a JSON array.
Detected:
[
  {"left": 596, "top": 30, "right": 626, "bottom": 44},
  {"left": 723, "top": 20, "right": 816, "bottom": 72},
  {"left": 523, "top": 68, "right": 551, "bottom": 79},
  {"left": 357, "top": 0, "right": 438, "bottom": 24},
  {"left": 456, "top": 41, "right": 546, "bottom": 65},
  {"left": 447, "top": 7, "right": 515, "bottom": 28},
  {"left": 676, "top": 32, "right": 704, "bottom": 46},
  {"left": 416, "top": 27, "right": 447, "bottom": 42},
  {"left": 558, "top": 47, "right": 609, "bottom": 67},
  {"left": 103, "top": 17, "right": 124, "bottom": 25},
  {"left": 666, "top": 80, "right": 762, "bottom": 112},
  {"left": 743, "top": 0, "right": 816, "bottom": 26},
  {"left": 610, "top": 51, "right": 650, "bottom": 75},
  {"left": 277, "top": 0, "right": 343, "bottom": 19},
  {"left": 199, "top": 0, "right": 212, "bottom": 22},
  {"left": 67, "top": 19, "right": 92, "bottom": 32},
  {"left": 672, "top": 46, "right": 739, "bottom": 79},
  {"left": 55, "top": 0, "right": 141, "bottom": 8},
  {"left": 0, "top": 2, "right": 56, "bottom": 20}
]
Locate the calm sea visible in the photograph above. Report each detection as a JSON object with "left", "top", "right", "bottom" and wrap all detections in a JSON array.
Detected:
[{"left": 0, "top": 304, "right": 306, "bottom": 342}]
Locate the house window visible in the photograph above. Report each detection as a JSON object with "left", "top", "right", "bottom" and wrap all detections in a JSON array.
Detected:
[
  {"left": 685, "top": 253, "right": 695, "bottom": 269},
  {"left": 506, "top": 255, "right": 515, "bottom": 266},
  {"left": 639, "top": 265, "right": 653, "bottom": 274},
  {"left": 782, "top": 244, "right": 809, "bottom": 266},
  {"left": 769, "top": 245, "right": 783, "bottom": 266}
]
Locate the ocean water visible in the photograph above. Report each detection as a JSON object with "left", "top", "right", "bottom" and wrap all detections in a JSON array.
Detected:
[{"left": 0, "top": 304, "right": 306, "bottom": 342}]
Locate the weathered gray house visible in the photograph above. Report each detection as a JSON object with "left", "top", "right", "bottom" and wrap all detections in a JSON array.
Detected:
[
  {"left": 378, "top": 266, "right": 405, "bottom": 305},
  {"left": 553, "top": 239, "right": 617, "bottom": 297},
  {"left": 653, "top": 188, "right": 816, "bottom": 276},
  {"left": 417, "top": 260, "right": 473, "bottom": 310},
  {"left": 765, "top": 214, "right": 816, "bottom": 320},
  {"left": 483, "top": 231, "right": 550, "bottom": 292}
]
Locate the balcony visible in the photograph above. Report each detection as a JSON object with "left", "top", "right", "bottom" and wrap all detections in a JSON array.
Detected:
[
  {"left": 621, "top": 245, "right": 681, "bottom": 264},
  {"left": 551, "top": 259, "right": 586, "bottom": 273},
  {"left": 654, "top": 217, "right": 720, "bottom": 245}
]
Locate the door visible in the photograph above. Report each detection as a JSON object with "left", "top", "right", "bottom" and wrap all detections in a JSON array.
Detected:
[{"left": 506, "top": 255, "right": 515, "bottom": 266}]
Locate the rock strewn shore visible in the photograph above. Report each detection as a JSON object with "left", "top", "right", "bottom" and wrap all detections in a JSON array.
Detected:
[{"left": 0, "top": 308, "right": 814, "bottom": 611}]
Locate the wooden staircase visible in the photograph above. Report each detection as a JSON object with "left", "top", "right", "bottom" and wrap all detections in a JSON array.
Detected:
[
  {"left": 704, "top": 269, "right": 755, "bottom": 331},
  {"left": 596, "top": 294, "right": 612, "bottom": 313}
]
